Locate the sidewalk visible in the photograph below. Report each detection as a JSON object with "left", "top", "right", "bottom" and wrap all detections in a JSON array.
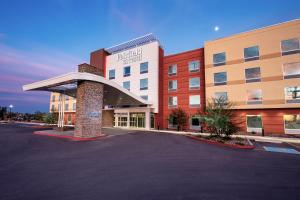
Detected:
[{"left": 150, "top": 129, "right": 300, "bottom": 144}]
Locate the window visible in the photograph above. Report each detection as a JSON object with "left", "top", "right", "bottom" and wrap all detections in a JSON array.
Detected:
[
  {"left": 52, "top": 95, "right": 55, "bottom": 102},
  {"left": 168, "top": 116, "right": 178, "bottom": 129},
  {"left": 246, "top": 115, "right": 262, "bottom": 133},
  {"left": 213, "top": 52, "right": 226, "bottom": 66},
  {"left": 281, "top": 38, "right": 300, "bottom": 56},
  {"left": 67, "top": 114, "right": 72, "bottom": 125},
  {"left": 140, "top": 62, "right": 148, "bottom": 74},
  {"left": 189, "top": 60, "right": 200, "bottom": 72},
  {"left": 51, "top": 105, "right": 55, "bottom": 111},
  {"left": 189, "top": 95, "right": 200, "bottom": 107},
  {"left": 141, "top": 95, "right": 148, "bottom": 101},
  {"left": 215, "top": 92, "right": 228, "bottom": 102},
  {"left": 65, "top": 95, "right": 69, "bottom": 101},
  {"left": 123, "top": 81, "right": 130, "bottom": 90},
  {"left": 109, "top": 69, "right": 115, "bottom": 80},
  {"left": 123, "top": 66, "right": 131, "bottom": 77},
  {"left": 247, "top": 89, "right": 262, "bottom": 104},
  {"left": 118, "top": 116, "right": 128, "bottom": 127},
  {"left": 189, "top": 77, "right": 200, "bottom": 89},
  {"left": 72, "top": 103, "right": 76, "bottom": 111},
  {"left": 65, "top": 103, "right": 69, "bottom": 111},
  {"left": 245, "top": 67, "right": 261, "bottom": 83},
  {"left": 283, "top": 62, "right": 300, "bottom": 79},
  {"left": 285, "top": 86, "right": 300, "bottom": 103},
  {"left": 190, "top": 115, "right": 201, "bottom": 130},
  {"left": 140, "top": 78, "right": 148, "bottom": 90},
  {"left": 168, "top": 64, "right": 177, "bottom": 76},
  {"left": 284, "top": 115, "right": 300, "bottom": 134},
  {"left": 168, "top": 80, "right": 177, "bottom": 91},
  {"left": 244, "top": 46, "right": 259, "bottom": 61},
  {"left": 214, "top": 72, "right": 227, "bottom": 85},
  {"left": 168, "top": 96, "right": 178, "bottom": 107}
]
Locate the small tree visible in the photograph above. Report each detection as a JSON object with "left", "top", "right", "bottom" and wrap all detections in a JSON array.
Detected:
[
  {"left": 168, "top": 108, "right": 188, "bottom": 131},
  {"left": 199, "top": 97, "right": 239, "bottom": 137},
  {"left": 43, "top": 113, "right": 58, "bottom": 124}
]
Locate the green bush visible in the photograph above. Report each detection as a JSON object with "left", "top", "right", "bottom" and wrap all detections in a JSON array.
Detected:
[
  {"left": 43, "top": 113, "right": 58, "bottom": 124},
  {"left": 199, "top": 97, "right": 239, "bottom": 137}
]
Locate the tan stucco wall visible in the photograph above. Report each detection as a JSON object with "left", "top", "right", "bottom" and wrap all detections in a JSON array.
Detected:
[
  {"left": 49, "top": 92, "right": 76, "bottom": 113},
  {"left": 204, "top": 19, "right": 300, "bottom": 109}
]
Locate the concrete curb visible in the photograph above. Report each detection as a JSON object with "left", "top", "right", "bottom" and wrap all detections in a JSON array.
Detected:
[
  {"left": 149, "top": 129, "right": 300, "bottom": 144},
  {"left": 33, "top": 131, "right": 106, "bottom": 141}
]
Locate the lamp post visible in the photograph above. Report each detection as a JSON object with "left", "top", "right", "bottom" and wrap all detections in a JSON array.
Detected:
[{"left": 9, "top": 104, "right": 13, "bottom": 120}]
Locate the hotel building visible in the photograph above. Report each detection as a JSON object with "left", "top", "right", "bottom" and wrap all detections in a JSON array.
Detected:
[{"left": 49, "top": 19, "right": 300, "bottom": 136}]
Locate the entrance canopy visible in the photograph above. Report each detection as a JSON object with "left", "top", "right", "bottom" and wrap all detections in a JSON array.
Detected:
[{"left": 23, "top": 72, "right": 150, "bottom": 107}]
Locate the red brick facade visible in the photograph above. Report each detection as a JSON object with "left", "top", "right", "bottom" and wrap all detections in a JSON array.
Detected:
[{"left": 161, "top": 48, "right": 205, "bottom": 130}]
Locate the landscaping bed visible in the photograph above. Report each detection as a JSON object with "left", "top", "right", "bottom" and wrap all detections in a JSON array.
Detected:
[{"left": 186, "top": 134, "right": 255, "bottom": 149}]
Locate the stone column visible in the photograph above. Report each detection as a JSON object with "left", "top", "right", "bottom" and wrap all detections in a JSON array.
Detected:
[{"left": 74, "top": 63, "right": 104, "bottom": 138}]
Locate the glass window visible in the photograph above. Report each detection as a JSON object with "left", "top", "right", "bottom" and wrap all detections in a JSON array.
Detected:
[
  {"left": 73, "top": 103, "right": 76, "bottom": 111},
  {"left": 140, "top": 95, "right": 148, "bottom": 100},
  {"left": 168, "top": 96, "right": 178, "bottom": 107},
  {"left": 190, "top": 115, "right": 201, "bottom": 130},
  {"left": 65, "top": 95, "right": 69, "bottom": 101},
  {"left": 118, "top": 116, "right": 128, "bottom": 127},
  {"left": 213, "top": 52, "right": 226, "bottom": 66},
  {"left": 51, "top": 105, "right": 55, "bottom": 111},
  {"left": 247, "top": 115, "right": 262, "bottom": 128},
  {"left": 284, "top": 115, "right": 300, "bottom": 132},
  {"left": 169, "top": 116, "right": 178, "bottom": 128},
  {"left": 168, "top": 64, "right": 177, "bottom": 76},
  {"left": 189, "top": 77, "right": 200, "bottom": 89},
  {"left": 214, "top": 72, "right": 227, "bottom": 85},
  {"left": 245, "top": 67, "right": 261, "bottom": 83},
  {"left": 215, "top": 92, "right": 228, "bottom": 102},
  {"left": 285, "top": 86, "right": 300, "bottom": 103},
  {"left": 140, "top": 62, "right": 148, "bottom": 74},
  {"left": 109, "top": 69, "right": 115, "bottom": 80},
  {"left": 281, "top": 38, "right": 300, "bottom": 55},
  {"left": 189, "top": 95, "right": 200, "bottom": 107},
  {"left": 189, "top": 60, "right": 200, "bottom": 72},
  {"left": 168, "top": 80, "right": 177, "bottom": 91},
  {"left": 123, "top": 81, "right": 130, "bottom": 90},
  {"left": 283, "top": 62, "right": 300, "bottom": 79},
  {"left": 140, "top": 78, "right": 148, "bottom": 90},
  {"left": 65, "top": 103, "right": 69, "bottom": 111},
  {"left": 244, "top": 46, "right": 259, "bottom": 61},
  {"left": 52, "top": 95, "right": 55, "bottom": 102},
  {"left": 247, "top": 89, "right": 262, "bottom": 104},
  {"left": 123, "top": 66, "right": 131, "bottom": 77}
]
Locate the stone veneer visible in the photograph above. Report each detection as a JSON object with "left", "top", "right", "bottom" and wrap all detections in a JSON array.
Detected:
[{"left": 74, "top": 63, "right": 104, "bottom": 138}]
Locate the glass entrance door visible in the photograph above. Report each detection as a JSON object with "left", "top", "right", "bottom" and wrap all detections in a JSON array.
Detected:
[{"left": 130, "top": 113, "right": 145, "bottom": 128}]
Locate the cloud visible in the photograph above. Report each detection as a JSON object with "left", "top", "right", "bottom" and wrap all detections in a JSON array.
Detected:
[{"left": 0, "top": 42, "right": 83, "bottom": 112}]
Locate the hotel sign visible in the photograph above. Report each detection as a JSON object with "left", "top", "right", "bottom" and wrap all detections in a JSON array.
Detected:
[{"left": 117, "top": 47, "right": 143, "bottom": 65}]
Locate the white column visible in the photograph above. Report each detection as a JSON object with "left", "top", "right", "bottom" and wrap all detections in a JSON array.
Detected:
[
  {"left": 114, "top": 113, "right": 118, "bottom": 127},
  {"left": 145, "top": 108, "right": 150, "bottom": 130},
  {"left": 127, "top": 112, "right": 130, "bottom": 128},
  {"left": 58, "top": 93, "right": 62, "bottom": 127},
  {"left": 61, "top": 94, "right": 65, "bottom": 128}
]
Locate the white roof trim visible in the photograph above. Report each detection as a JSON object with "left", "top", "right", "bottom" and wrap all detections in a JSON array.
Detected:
[{"left": 23, "top": 72, "right": 150, "bottom": 105}]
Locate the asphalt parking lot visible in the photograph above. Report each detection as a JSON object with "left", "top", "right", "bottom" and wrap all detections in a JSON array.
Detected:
[{"left": 0, "top": 123, "right": 300, "bottom": 200}]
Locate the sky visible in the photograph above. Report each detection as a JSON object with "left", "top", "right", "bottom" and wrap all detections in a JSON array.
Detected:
[{"left": 0, "top": 0, "right": 300, "bottom": 113}]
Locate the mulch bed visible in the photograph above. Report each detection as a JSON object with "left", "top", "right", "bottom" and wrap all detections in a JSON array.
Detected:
[{"left": 185, "top": 134, "right": 255, "bottom": 149}]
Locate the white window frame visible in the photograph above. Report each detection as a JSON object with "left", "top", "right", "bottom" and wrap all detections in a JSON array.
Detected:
[
  {"left": 214, "top": 72, "right": 227, "bottom": 85},
  {"left": 188, "top": 60, "right": 200, "bottom": 72},
  {"left": 168, "top": 96, "right": 178, "bottom": 107},
  {"left": 282, "top": 62, "right": 300, "bottom": 79},
  {"left": 247, "top": 89, "right": 263, "bottom": 104},
  {"left": 280, "top": 38, "right": 300, "bottom": 55},
  {"left": 189, "top": 77, "right": 200, "bottom": 90},
  {"left": 168, "top": 64, "right": 177, "bottom": 76},
  {"left": 109, "top": 69, "right": 115, "bottom": 80},
  {"left": 189, "top": 95, "right": 201, "bottom": 107},
  {"left": 190, "top": 115, "right": 201, "bottom": 130},
  {"left": 283, "top": 114, "right": 300, "bottom": 134},
  {"left": 246, "top": 115, "right": 263, "bottom": 133},
  {"left": 244, "top": 67, "right": 261, "bottom": 83},
  {"left": 213, "top": 52, "right": 226, "bottom": 66},
  {"left": 244, "top": 45, "right": 260, "bottom": 61},
  {"left": 168, "top": 80, "right": 178, "bottom": 91}
]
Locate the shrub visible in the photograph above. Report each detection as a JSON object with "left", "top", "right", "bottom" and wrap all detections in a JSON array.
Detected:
[
  {"left": 168, "top": 108, "right": 188, "bottom": 131},
  {"left": 199, "top": 97, "right": 239, "bottom": 137},
  {"left": 43, "top": 113, "right": 58, "bottom": 124}
]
